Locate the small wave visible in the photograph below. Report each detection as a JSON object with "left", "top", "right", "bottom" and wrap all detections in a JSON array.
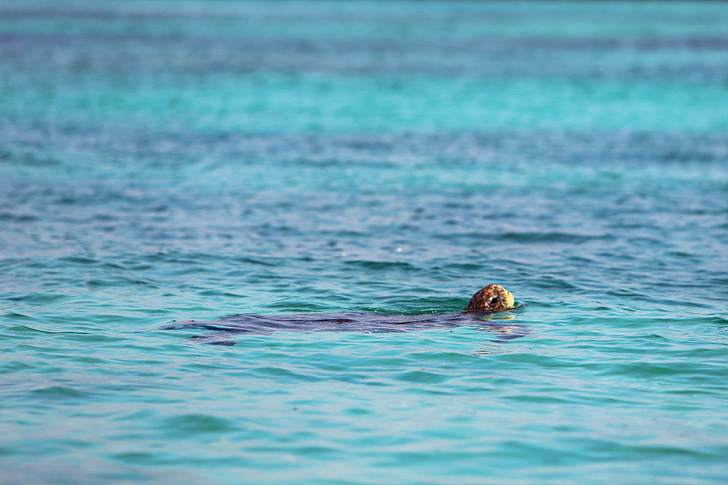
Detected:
[
  {"left": 59, "top": 256, "right": 100, "bottom": 265},
  {"left": 396, "top": 370, "right": 449, "bottom": 384},
  {"left": 253, "top": 366, "right": 322, "bottom": 383},
  {"left": 30, "top": 386, "right": 91, "bottom": 400},
  {"left": 498, "top": 231, "right": 613, "bottom": 243},
  {"left": 158, "top": 414, "right": 239, "bottom": 436},
  {"left": 344, "top": 260, "right": 418, "bottom": 271},
  {"left": 529, "top": 275, "right": 581, "bottom": 291},
  {"left": 0, "top": 212, "right": 39, "bottom": 223}
]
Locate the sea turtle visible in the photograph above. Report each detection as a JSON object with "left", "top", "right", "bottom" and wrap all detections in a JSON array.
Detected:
[
  {"left": 463, "top": 284, "right": 516, "bottom": 313},
  {"left": 163, "top": 284, "right": 524, "bottom": 345}
]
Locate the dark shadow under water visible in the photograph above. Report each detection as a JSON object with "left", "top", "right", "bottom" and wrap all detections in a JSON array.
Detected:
[{"left": 161, "top": 308, "right": 527, "bottom": 346}]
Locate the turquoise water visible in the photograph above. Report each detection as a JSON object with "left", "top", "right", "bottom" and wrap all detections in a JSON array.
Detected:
[{"left": 2, "top": 1, "right": 728, "bottom": 483}]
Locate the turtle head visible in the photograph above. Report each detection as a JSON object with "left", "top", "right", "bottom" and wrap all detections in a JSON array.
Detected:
[{"left": 464, "top": 284, "right": 515, "bottom": 313}]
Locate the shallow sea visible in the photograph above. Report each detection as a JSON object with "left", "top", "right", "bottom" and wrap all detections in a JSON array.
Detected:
[{"left": 2, "top": 1, "right": 728, "bottom": 483}]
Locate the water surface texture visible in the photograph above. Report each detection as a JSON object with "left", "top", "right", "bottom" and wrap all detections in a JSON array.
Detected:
[{"left": 2, "top": 1, "right": 728, "bottom": 483}]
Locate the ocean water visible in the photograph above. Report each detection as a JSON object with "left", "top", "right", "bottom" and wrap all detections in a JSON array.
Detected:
[{"left": 2, "top": 1, "right": 728, "bottom": 483}]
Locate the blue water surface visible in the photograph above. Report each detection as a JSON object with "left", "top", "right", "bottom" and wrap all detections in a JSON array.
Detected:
[{"left": 1, "top": 1, "right": 728, "bottom": 483}]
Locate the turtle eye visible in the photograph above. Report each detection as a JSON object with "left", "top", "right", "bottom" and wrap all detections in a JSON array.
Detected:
[{"left": 489, "top": 297, "right": 499, "bottom": 306}]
